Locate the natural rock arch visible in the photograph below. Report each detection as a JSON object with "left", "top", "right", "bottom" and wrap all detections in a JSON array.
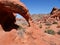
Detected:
[{"left": 0, "top": 0, "right": 32, "bottom": 31}]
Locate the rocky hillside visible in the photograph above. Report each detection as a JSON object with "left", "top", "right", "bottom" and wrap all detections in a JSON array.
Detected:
[{"left": 0, "top": 7, "right": 60, "bottom": 45}]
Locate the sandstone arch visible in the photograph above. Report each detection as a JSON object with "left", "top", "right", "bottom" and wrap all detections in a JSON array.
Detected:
[{"left": 0, "top": 0, "right": 32, "bottom": 31}]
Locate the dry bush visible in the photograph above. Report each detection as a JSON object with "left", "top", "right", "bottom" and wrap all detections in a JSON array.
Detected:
[
  {"left": 39, "top": 24, "right": 42, "bottom": 28},
  {"left": 57, "top": 30, "right": 60, "bottom": 35},
  {"left": 52, "top": 21, "right": 58, "bottom": 24},
  {"left": 45, "top": 29, "right": 55, "bottom": 35},
  {"left": 45, "top": 22, "right": 52, "bottom": 26},
  {"left": 57, "top": 25, "right": 60, "bottom": 28}
]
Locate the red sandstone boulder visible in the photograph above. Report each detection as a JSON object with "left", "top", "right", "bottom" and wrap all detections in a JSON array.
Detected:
[{"left": 50, "top": 7, "right": 60, "bottom": 20}]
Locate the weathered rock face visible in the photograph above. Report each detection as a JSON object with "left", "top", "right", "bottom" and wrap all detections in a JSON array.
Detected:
[
  {"left": 50, "top": 7, "right": 60, "bottom": 20},
  {"left": 0, "top": 0, "right": 32, "bottom": 31},
  {"left": 0, "top": 7, "right": 19, "bottom": 31},
  {"left": 50, "top": 7, "right": 58, "bottom": 15}
]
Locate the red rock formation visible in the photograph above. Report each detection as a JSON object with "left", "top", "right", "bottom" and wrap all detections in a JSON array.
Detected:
[
  {"left": 0, "top": 0, "right": 32, "bottom": 31},
  {"left": 50, "top": 7, "right": 60, "bottom": 20}
]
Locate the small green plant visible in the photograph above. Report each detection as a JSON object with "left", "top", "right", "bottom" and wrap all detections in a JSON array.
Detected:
[
  {"left": 57, "top": 30, "right": 60, "bottom": 35},
  {"left": 52, "top": 21, "right": 58, "bottom": 24},
  {"left": 45, "top": 29, "right": 55, "bottom": 35}
]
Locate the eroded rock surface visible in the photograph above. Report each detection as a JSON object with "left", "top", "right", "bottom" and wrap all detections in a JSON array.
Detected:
[
  {"left": 0, "top": 0, "right": 32, "bottom": 31},
  {"left": 50, "top": 7, "right": 60, "bottom": 20}
]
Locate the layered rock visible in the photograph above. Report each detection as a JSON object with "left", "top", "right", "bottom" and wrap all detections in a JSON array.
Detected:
[
  {"left": 0, "top": 0, "right": 32, "bottom": 31},
  {"left": 50, "top": 7, "right": 60, "bottom": 20}
]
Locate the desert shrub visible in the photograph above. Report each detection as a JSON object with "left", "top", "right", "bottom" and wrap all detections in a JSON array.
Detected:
[
  {"left": 18, "top": 29, "right": 25, "bottom": 37},
  {"left": 18, "top": 26, "right": 25, "bottom": 38},
  {"left": 45, "top": 22, "right": 52, "bottom": 26},
  {"left": 18, "top": 25, "right": 24, "bottom": 30},
  {"left": 22, "top": 23, "right": 27, "bottom": 26},
  {"left": 45, "top": 26, "right": 50, "bottom": 29},
  {"left": 19, "top": 26, "right": 22, "bottom": 29},
  {"left": 52, "top": 21, "right": 58, "bottom": 24},
  {"left": 39, "top": 24, "right": 42, "bottom": 28},
  {"left": 57, "top": 30, "right": 60, "bottom": 35},
  {"left": 57, "top": 25, "right": 60, "bottom": 28},
  {"left": 45, "top": 29, "right": 55, "bottom": 35}
]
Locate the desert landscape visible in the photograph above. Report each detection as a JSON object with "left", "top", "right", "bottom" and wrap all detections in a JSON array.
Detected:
[
  {"left": 2, "top": 7, "right": 59, "bottom": 45},
  {"left": 0, "top": 0, "right": 60, "bottom": 45},
  {"left": 0, "top": 8, "right": 60, "bottom": 45}
]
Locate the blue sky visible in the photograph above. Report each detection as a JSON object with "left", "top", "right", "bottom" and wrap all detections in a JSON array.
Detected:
[
  {"left": 16, "top": 0, "right": 60, "bottom": 18},
  {"left": 21, "top": 0, "right": 60, "bottom": 14}
]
